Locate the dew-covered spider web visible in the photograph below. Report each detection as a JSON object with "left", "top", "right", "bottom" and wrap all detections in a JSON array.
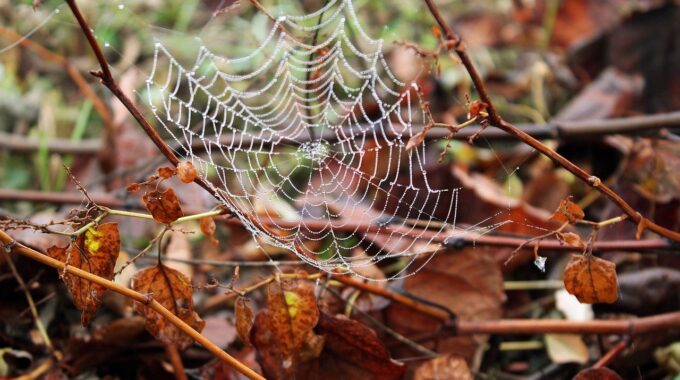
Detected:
[{"left": 142, "top": 0, "right": 509, "bottom": 279}]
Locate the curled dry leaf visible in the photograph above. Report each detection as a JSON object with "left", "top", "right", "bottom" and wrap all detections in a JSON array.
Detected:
[
  {"left": 235, "top": 296, "right": 254, "bottom": 345},
  {"left": 550, "top": 197, "right": 585, "bottom": 224},
  {"left": 46, "top": 223, "right": 120, "bottom": 325},
  {"left": 157, "top": 166, "right": 176, "bottom": 179},
  {"left": 413, "top": 354, "right": 473, "bottom": 380},
  {"left": 200, "top": 217, "right": 218, "bottom": 245},
  {"left": 177, "top": 160, "right": 198, "bottom": 183},
  {"left": 131, "top": 264, "right": 205, "bottom": 350},
  {"left": 126, "top": 183, "right": 141, "bottom": 192},
  {"left": 143, "top": 188, "right": 183, "bottom": 224},
  {"left": 564, "top": 255, "right": 619, "bottom": 304},
  {"left": 405, "top": 129, "right": 427, "bottom": 151},
  {"left": 557, "top": 232, "right": 586, "bottom": 249},
  {"left": 467, "top": 100, "right": 488, "bottom": 118}
]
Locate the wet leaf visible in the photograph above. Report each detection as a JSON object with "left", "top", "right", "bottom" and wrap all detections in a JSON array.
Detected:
[
  {"left": 177, "top": 160, "right": 198, "bottom": 183},
  {"left": 200, "top": 217, "right": 218, "bottom": 245},
  {"left": 158, "top": 166, "right": 176, "bottom": 179},
  {"left": 557, "top": 232, "right": 586, "bottom": 249},
  {"left": 46, "top": 223, "right": 120, "bottom": 325},
  {"left": 143, "top": 188, "right": 183, "bottom": 224},
  {"left": 131, "top": 264, "right": 205, "bottom": 350},
  {"left": 550, "top": 197, "right": 585, "bottom": 224},
  {"left": 414, "top": 354, "right": 473, "bottom": 380},
  {"left": 250, "top": 276, "right": 320, "bottom": 376},
  {"left": 235, "top": 296, "right": 254, "bottom": 345},
  {"left": 265, "top": 277, "right": 319, "bottom": 362},
  {"left": 573, "top": 367, "right": 623, "bottom": 380},
  {"left": 564, "top": 255, "right": 618, "bottom": 304}
]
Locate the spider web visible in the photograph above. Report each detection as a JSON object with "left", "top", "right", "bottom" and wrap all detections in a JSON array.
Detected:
[{"left": 144, "top": 0, "right": 489, "bottom": 279}]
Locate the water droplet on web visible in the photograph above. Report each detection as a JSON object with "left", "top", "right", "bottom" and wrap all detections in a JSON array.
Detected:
[
  {"left": 534, "top": 256, "right": 547, "bottom": 272},
  {"left": 118, "top": 3, "right": 125, "bottom": 10},
  {"left": 104, "top": 42, "right": 110, "bottom": 48}
]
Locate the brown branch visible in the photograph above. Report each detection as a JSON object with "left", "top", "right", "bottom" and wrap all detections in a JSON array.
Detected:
[
  {"left": 0, "top": 229, "right": 264, "bottom": 380},
  {"left": 422, "top": 0, "right": 680, "bottom": 243},
  {"left": 455, "top": 312, "right": 680, "bottom": 335},
  {"left": 592, "top": 338, "right": 629, "bottom": 369},
  {"left": 3, "top": 110, "right": 680, "bottom": 154},
  {"left": 0, "top": 189, "right": 673, "bottom": 253}
]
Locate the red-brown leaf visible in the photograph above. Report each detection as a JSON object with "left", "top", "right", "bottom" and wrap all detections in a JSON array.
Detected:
[
  {"left": 550, "top": 197, "right": 585, "bottom": 224},
  {"left": 143, "top": 188, "right": 183, "bottom": 224},
  {"left": 177, "top": 160, "right": 198, "bottom": 183},
  {"left": 414, "top": 354, "right": 473, "bottom": 380},
  {"left": 46, "top": 223, "right": 120, "bottom": 325},
  {"left": 200, "top": 217, "right": 218, "bottom": 245},
  {"left": 235, "top": 296, "right": 254, "bottom": 345},
  {"left": 573, "top": 367, "right": 623, "bottom": 380},
  {"left": 131, "top": 264, "right": 205, "bottom": 350},
  {"left": 564, "top": 255, "right": 618, "bottom": 304}
]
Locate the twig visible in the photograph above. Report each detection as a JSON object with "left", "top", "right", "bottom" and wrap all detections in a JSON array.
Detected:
[
  {"left": 0, "top": 229, "right": 264, "bottom": 380},
  {"left": 3, "top": 111, "right": 679, "bottom": 154},
  {"left": 454, "top": 312, "right": 680, "bottom": 335},
  {"left": 1, "top": 189, "right": 674, "bottom": 254},
  {"left": 422, "top": 0, "right": 680, "bottom": 243},
  {"left": 592, "top": 338, "right": 630, "bottom": 369},
  {"left": 2, "top": 250, "right": 54, "bottom": 353},
  {"left": 164, "top": 344, "right": 189, "bottom": 380}
]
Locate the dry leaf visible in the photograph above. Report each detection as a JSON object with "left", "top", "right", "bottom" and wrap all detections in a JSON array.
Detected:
[
  {"left": 386, "top": 248, "right": 505, "bottom": 364},
  {"left": 126, "top": 183, "right": 141, "bottom": 192},
  {"left": 405, "top": 130, "right": 427, "bottom": 151},
  {"left": 46, "top": 223, "right": 120, "bottom": 325},
  {"left": 177, "top": 160, "right": 198, "bottom": 183},
  {"left": 158, "top": 167, "right": 176, "bottom": 179},
  {"left": 200, "top": 217, "right": 218, "bottom": 245},
  {"left": 564, "top": 255, "right": 618, "bottom": 304},
  {"left": 573, "top": 367, "right": 623, "bottom": 380},
  {"left": 143, "top": 188, "right": 183, "bottom": 224},
  {"left": 250, "top": 276, "right": 320, "bottom": 376},
  {"left": 131, "top": 264, "right": 205, "bottom": 350},
  {"left": 235, "top": 296, "right": 254, "bottom": 345},
  {"left": 293, "top": 313, "right": 405, "bottom": 380},
  {"left": 550, "top": 197, "right": 585, "bottom": 224},
  {"left": 467, "top": 100, "right": 488, "bottom": 118},
  {"left": 557, "top": 232, "right": 586, "bottom": 249},
  {"left": 414, "top": 354, "right": 473, "bottom": 380}
]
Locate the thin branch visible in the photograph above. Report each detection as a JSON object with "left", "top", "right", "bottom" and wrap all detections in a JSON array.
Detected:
[
  {"left": 0, "top": 189, "right": 673, "bottom": 253},
  {"left": 3, "top": 111, "right": 680, "bottom": 154},
  {"left": 422, "top": 0, "right": 680, "bottom": 243},
  {"left": 0, "top": 229, "right": 264, "bottom": 380}
]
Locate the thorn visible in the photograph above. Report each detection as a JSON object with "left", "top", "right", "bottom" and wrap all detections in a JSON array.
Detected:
[{"left": 89, "top": 70, "right": 104, "bottom": 79}]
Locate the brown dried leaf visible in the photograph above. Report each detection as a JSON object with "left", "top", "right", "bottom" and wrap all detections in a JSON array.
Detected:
[
  {"left": 158, "top": 166, "right": 176, "bottom": 179},
  {"left": 235, "top": 296, "right": 254, "bottom": 345},
  {"left": 200, "top": 217, "right": 218, "bottom": 245},
  {"left": 265, "top": 277, "right": 319, "bottom": 362},
  {"left": 414, "top": 354, "right": 473, "bottom": 380},
  {"left": 131, "top": 264, "right": 205, "bottom": 350},
  {"left": 250, "top": 276, "right": 320, "bottom": 376},
  {"left": 573, "top": 367, "right": 623, "bottom": 380},
  {"left": 126, "top": 183, "right": 141, "bottom": 192},
  {"left": 177, "top": 160, "right": 198, "bottom": 183},
  {"left": 467, "top": 100, "right": 488, "bottom": 118},
  {"left": 296, "top": 313, "right": 405, "bottom": 380},
  {"left": 550, "top": 197, "right": 585, "bottom": 224},
  {"left": 564, "top": 255, "right": 618, "bottom": 304},
  {"left": 46, "top": 223, "right": 120, "bottom": 325},
  {"left": 386, "top": 248, "right": 505, "bottom": 363},
  {"left": 405, "top": 130, "right": 427, "bottom": 151},
  {"left": 557, "top": 232, "right": 586, "bottom": 249},
  {"left": 143, "top": 188, "right": 183, "bottom": 224}
]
